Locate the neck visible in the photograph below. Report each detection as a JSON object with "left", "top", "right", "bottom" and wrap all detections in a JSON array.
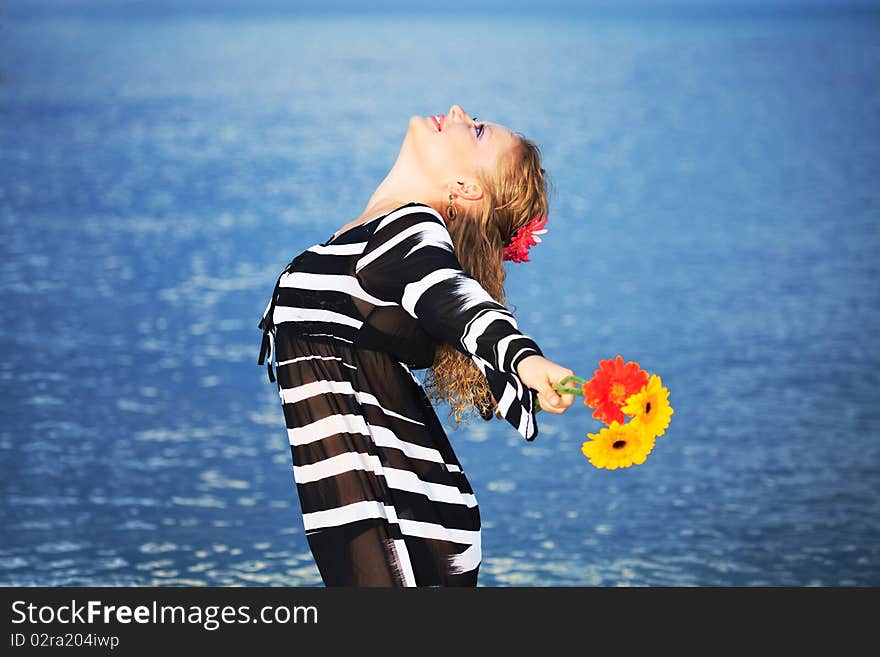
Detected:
[{"left": 359, "top": 159, "right": 442, "bottom": 222}]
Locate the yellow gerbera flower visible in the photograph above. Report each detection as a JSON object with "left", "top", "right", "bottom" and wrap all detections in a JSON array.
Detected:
[
  {"left": 581, "top": 421, "right": 655, "bottom": 470},
  {"left": 621, "top": 374, "right": 674, "bottom": 438}
]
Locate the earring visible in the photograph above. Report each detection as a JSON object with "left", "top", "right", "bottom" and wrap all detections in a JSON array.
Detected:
[{"left": 446, "top": 192, "right": 457, "bottom": 221}]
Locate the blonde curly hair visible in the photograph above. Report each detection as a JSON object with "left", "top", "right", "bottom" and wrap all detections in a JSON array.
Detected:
[{"left": 423, "top": 134, "right": 550, "bottom": 425}]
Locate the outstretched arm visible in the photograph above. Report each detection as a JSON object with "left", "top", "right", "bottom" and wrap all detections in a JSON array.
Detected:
[{"left": 356, "top": 204, "right": 574, "bottom": 437}]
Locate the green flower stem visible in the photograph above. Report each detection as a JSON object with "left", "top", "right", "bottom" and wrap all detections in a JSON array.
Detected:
[
  {"left": 552, "top": 374, "right": 587, "bottom": 395},
  {"left": 550, "top": 386, "right": 584, "bottom": 395},
  {"left": 534, "top": 374, "right": 587, "bottom": 412}
]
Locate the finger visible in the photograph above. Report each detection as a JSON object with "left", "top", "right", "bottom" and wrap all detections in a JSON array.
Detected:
[
  {"left": 542, "top": 386, "right": 562, "bottom": 407},
  {"left": 539, "top": 391, "right": 564, "bottom": 414}
]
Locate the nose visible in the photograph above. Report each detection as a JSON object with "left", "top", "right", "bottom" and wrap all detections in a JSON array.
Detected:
[{"left": 447, "top": 104, "right": 475, "bottom": 125}]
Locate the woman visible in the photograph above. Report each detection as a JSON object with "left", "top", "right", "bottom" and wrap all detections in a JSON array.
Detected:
[{"left": 257, "top": 104, "right": 575, "bottom": 587}]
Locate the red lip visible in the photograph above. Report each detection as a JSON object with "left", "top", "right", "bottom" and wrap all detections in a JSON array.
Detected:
[{"left": 429, "top": 114, "right": 446, "bottom": 132}]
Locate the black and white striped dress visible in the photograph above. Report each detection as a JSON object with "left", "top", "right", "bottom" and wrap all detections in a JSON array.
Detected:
[{"left": 257, "top": 202, "right": 543, "bottom": 586}]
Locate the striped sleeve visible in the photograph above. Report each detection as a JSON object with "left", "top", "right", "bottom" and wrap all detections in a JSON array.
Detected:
[{"left": 355, "top": 204, "right": 543, "bottom": 441}]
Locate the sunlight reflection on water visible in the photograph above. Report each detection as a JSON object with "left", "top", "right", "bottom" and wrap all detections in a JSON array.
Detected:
[{"left": 1, "top": 11, "right": 879, "bottom": 586}]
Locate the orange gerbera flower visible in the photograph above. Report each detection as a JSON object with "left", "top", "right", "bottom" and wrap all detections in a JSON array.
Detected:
[{"left": 581, "top": 355, "right": 649, "bottom": 425}]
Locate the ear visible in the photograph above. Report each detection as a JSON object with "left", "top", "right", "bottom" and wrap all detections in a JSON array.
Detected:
[{"left": 446, "top": 179, "right": 484, "bottom": 203}]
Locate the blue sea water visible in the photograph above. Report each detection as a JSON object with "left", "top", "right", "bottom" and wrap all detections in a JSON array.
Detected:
[{"left": 1, "top": 8, "right": 879, "bottom": 586}]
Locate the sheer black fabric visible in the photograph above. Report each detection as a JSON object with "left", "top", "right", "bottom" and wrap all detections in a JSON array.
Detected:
[{"left": 257, "top": 202, "right": 543, "bottom": 586}]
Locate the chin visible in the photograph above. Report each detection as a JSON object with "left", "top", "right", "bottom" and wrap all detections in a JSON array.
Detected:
[
  {"left": 407, "top": 114, "right": 432, "bottom": 135},
  {"left": 401, "top": 116, "right": 430, "bottom": 152}
]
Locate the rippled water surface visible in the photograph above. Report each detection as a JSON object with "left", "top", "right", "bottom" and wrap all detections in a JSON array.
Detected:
[{"left": 2, "top": 9, "right": 879, "bottom": 586}]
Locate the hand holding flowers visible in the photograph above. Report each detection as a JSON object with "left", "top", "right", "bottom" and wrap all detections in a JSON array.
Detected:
[
  {"left": 515, "top": 354, "right": 576, "bottom": 415},
  {"left": 537, "top": 355, "right": 674, "bottom": 470}
]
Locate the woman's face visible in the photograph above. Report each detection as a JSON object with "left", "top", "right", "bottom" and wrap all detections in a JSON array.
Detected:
[{"left": 405, "top": 104, "right": 519, "bottom": 187}]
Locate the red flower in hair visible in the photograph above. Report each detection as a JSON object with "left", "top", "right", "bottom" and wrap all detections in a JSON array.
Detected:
[{"left": 503, "top": 213, "right": 549, "bottom": 263}]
